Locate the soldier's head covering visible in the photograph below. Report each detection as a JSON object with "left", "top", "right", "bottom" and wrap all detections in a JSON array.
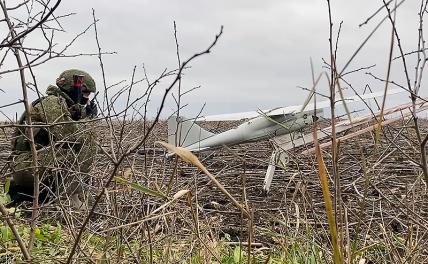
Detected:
[{"left": 56, "top": 69, "right": 96, "bottom": 93}]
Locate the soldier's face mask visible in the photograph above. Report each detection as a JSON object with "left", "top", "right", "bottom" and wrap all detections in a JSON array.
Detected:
[{"left": 68, "top": 75, "right": 87, "bottom": 105}]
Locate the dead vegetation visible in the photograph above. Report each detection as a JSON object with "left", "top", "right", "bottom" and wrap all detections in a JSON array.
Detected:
[{"left": 2, "top": 118, "right": 428, "bottom": 263}]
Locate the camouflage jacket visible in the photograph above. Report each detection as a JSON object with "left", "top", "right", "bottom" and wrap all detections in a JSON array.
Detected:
[{"left": 12, "top": 85, "right": 95, "bottom": 152}]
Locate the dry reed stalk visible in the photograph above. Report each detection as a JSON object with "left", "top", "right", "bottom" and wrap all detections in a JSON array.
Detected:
[
  {"left": 312, "top": 121, "right": 343, "bottom": 263},
  {"left": 156, "top": 141, "right": 250, "bottom": 218}
]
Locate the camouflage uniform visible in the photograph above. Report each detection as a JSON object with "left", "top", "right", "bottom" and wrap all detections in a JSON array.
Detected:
[{"left": 8, "top": 69, "right": 97, "bottom": 208}]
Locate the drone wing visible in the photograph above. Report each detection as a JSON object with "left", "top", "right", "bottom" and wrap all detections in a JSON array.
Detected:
[{"left": 196, "top": 88, "right": 403, "bottom": 122}]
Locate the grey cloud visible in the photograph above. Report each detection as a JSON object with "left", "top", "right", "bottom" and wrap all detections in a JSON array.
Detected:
[{"left": 0, "top": 0, "right": 426, "bottom": 120}]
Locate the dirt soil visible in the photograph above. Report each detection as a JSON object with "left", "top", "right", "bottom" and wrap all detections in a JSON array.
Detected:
[{"left": 1, "top": 119, "right": 428, "bottom": 247}]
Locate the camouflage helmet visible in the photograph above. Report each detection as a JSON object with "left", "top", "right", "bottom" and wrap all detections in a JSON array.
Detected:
[{"left": 56, "top": 69, "right": 96, "bottom": 93}]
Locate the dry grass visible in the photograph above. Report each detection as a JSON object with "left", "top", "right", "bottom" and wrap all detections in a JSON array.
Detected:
[{"left": 1, "top": 117, "right": 428, "bottom": 263}]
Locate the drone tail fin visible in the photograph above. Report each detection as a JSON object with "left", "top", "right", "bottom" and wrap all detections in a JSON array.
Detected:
[{"left": 167, "top": 116, "right": 215, "bottom": 148}]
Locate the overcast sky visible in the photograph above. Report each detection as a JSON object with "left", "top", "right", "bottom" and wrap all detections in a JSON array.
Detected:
[{"left": 0, "top": 0, "right": 426, "bottom": 120}]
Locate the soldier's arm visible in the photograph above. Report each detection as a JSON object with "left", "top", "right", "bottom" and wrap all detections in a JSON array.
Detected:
[{"left": 31, "top": 95, "right": 92, "bottom": 146}]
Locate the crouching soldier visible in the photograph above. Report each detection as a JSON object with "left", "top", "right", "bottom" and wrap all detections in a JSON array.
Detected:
[{"left": 6, "top": 69, "right": 98, "bottom": 210}]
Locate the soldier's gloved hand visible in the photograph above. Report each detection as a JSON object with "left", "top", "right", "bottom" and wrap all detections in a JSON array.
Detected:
[
  {"left": 85, "top": 101, "right": 97, "bottom": 118},
  {"left": 69, "top": 104, "right": 86, "bottom": 121}
]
